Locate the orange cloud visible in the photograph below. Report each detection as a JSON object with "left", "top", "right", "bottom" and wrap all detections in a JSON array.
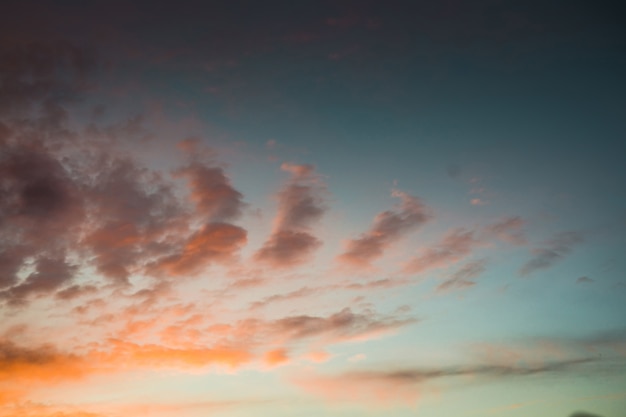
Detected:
[
  {"left": 151, "top": 222, "right": 247, "bottom": 276},
  {"left": 0, "top": 340, "right": 87, "bottom": 384},
  {"left": 264, "top": 348, "right": 290, "bottom": 366},
  {"left": 101, "top": 340, "right": 253, "bottom": 369}
]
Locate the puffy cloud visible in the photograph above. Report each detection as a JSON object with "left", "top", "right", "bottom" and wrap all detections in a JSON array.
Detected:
[
  {"left": 520, "top": 231, "right": 584, "bottom": 276},
  {"left": 150, "top": 222, "right": 247, "bottom": 277},
  {"left": 0, "top": 340, "right": 85, "bottom": 382},
  {"left": 1, "top": 256, "right": 76, "bottom": 305},
  {"left": 403, "top": 228, "right": 480, "bottom": 275},
  {"left": 255, "top": 163, "right": 326, "bottom": 267},
  {"left": 0, "top": 50, "right": 250, "bottom": 293},
  {"left": 338, "top": 190, "right": 432, "bottom": 268},
  {"left": 82, "top": 156, "right": 186, "bottom": 284},
  {"left": 176, "top": 162, "right": 245, "bottom": 222},
  {"left": 0, "top": 142, "right": 85, "bottom": 296}
]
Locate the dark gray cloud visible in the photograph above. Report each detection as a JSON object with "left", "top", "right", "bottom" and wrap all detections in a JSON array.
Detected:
[
  {"left": 0, "top": 38, "right": 250, "bottom": 303},
  {"left": 1, "top": 256, "right": 76, "bottom": 306}
]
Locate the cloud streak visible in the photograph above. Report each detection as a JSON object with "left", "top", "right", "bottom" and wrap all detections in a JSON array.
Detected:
[
  {"left": 520, "top": 231, "right": 584, "bottom": 276},
  {"left": 403, "top": 228, "right": 481, "bottom": 275},
  {"left": 338, "top": 190, "right": 431, "bottom": 268},
  {"left": 294, "top": 357, "right": 597, "bottom": 406}
]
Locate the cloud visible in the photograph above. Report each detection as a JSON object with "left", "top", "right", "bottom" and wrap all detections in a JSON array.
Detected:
[
  {"left": 150, "top": 222, "right": 247, "bottom": 277},
  {"left": 293, "top": 358, "right": 595, "bottom": 407},
  {"left": 82, "top": 155, "right": 186, "bottom": 284},
  {"left": 0, "top": 340, "right": 85, "bottom": 382},
  {"left": 55, "top": 284, "right": 98, "bottom": 300},
  {"left": 520, "top": 231, "right": 584, "bottom": 276},
  {"left": 1, "top": 256, "right": 76, "bottom": 306},
  {"left": 255, "top": 163, "right": 326, "bottom": 267},
  {"left": 436, "top": 259, "right": 487, "bottom": 293},
  {"left": 176, "top": 162, "right": 245, "bottom": 222},
  {"left": 576, "top": 276, "right": 594, "bottom": 284},
  {"left": 100, "top": 339, "right": 253, "bottom": 369},
  {"left": 249, "top": 286, "right": 320, "bottom": 310},
  {"left": 338, "top": 190, "right": 432, "bottom": 268},
  {"left": 269, "top": 307, "right": 415, "bottom": 344},
  {"left": 0, "top": 57, "right": 250, "bottom": 294},
  {"left": 264, "top": 348, "right": 290, "bottom": 366},
  {"left": 470, "top": 197, "right": 487, "bottom": 206},
  {"left": 403, "top": 228, "right": 480, "bottom": 275},
  {"left": 254, "top": 230, "right": 321, "bottom": 268},
  {"left": 483, "top": 216, "right": 527, "bottom": 245},
  {"left": 0, "top": 142, "right": 85, "bottom": 295}
]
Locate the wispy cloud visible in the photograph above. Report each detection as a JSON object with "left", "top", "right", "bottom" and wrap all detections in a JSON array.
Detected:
[
  {"left": 520, "top": 231, "right": 584, "bottom": 276},
  {"left": 403, "top": 228, "right": 481, "bottom": 275},
  {"left": 436, "top": 259, "right": 487, "bottom": 293},
  {"left": 338, "top": 190, "right": 431, "bottom": 268},
  {"left": 482, "top": 216, "right": 527, "bottom": 245},
  {"left": 293, "top": 357, "right": 595, "bottom": 406}
]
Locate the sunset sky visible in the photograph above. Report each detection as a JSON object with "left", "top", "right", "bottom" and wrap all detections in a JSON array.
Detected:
[{"left": 1, "top": 1, "right": 625, "bottom": 416}]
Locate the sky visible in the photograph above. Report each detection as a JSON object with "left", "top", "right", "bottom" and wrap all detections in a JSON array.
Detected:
[{"left": 1, "top": 1, "right": 625, "bottom": 416}]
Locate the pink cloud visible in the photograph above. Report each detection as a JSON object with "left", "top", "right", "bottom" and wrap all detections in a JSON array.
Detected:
[
  {"left": 150, "top": 222, "right": 247, "bottom": 277},
  {"left": 338, "top": 190, "right": 432, "bottom": 268},
  {"left": 403, "top": 228, "right": 480, "bottom": 275},
  {"left": 176, "top": 162, "right": 245, "bottom": 222},
  {"left": 255, "top": 163, "right": 326, "bottom": 268}
]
